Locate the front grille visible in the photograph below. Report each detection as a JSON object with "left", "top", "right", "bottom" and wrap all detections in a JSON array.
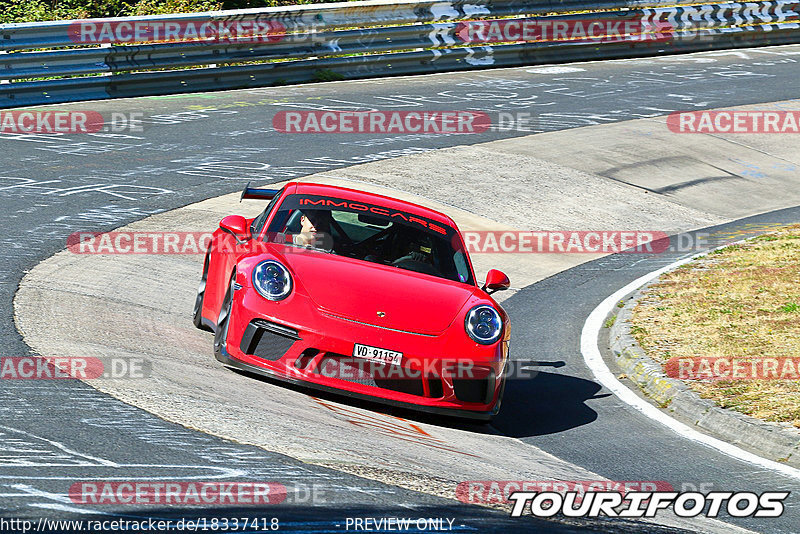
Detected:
[
  {"left": 314, "top": 354, "right": 426, "bottom": 397},
  {"left": 375, "top": 375, "right": 425, "bottom": 397},
  {"left": 303, "top": 352, "right": 486, "bottom": 401},
  {"left": 315, "top": 355, "right": 376, "bottom": 386},
  {"left": 240, "top": 320, "right": 297, "bottom": 362}
]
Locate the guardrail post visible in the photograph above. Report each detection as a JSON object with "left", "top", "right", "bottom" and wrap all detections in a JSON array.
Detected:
[
  {"left": 100, "top": 43, "right": 112, "bottom": 77},
  {"left": 0, "top": 50, "right": 9, "bottom": 84}
]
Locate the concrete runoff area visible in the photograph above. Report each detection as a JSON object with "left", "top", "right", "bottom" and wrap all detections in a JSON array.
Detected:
[
  {"left": 14, "top": 98, "right": 800, "bottom": 533},
  {"left": 491, "top": 99, "right": 800, "bottom": 220}
]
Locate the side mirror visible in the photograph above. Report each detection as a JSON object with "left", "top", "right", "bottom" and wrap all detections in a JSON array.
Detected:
[
  {"left": 483, "top": 269, "right": 510, "bottom": 294},
  {"left": 219, "top": 215, "right": 250, "bottom": 243}
]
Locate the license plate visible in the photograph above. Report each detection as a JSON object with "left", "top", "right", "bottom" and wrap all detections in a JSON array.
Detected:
[{"left": 352, "top": 343, "right": 403, "bottom": 366}]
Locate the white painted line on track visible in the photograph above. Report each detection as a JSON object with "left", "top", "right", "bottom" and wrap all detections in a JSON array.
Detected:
[
  {"left": 12, "top": 484, "right": 74, "bottom": 503},
  {"left": 28, "top": 503, "right": 110, "bottom": 515},
  {"left": 0, "top": 425, "right": 119, "bottom": 467},
  {"left": 580, "top": 247, "right": 800, "bottom": 482},
  {"left": 526, "top": 66, "right": 586, "bottom": 74}
]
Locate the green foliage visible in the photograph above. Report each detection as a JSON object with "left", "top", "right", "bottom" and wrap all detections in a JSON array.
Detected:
[
  {"left": 312, "top": 68, "right": 344, "bottom": 82},
  {"left": 1, "top": 0, "right": 86, "bottom": 22},
  {"left": 128, "top": 0, "right": 223, "bottom": 16},
  {"left": 629, "top": 324, "right": 647, "bottom": 336},
  {"left": 0, "top": 0, "right": 350, "bottom": 23},
  {"left": 779, "top": 302, "right": 799, "bottom": 313}
]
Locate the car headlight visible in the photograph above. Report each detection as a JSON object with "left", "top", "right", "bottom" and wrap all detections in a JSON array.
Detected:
[
  {"left": 252, "top": 260, "right": 292, "bottom": 301},
  {"left": 465, "top": 305, "right": 503, "bottom": 345}
]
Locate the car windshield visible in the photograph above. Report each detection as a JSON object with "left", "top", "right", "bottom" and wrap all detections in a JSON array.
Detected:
[{"left": 263, "top": 193, "right": 474, "bottom": 285}]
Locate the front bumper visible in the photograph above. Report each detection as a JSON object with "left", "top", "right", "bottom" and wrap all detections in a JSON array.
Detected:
[
  {"left": 221, "top": 284, "right": 508, "bottom": 420},
  {"left": 216, "top": 344, "right": 502, "bottom": 421}
]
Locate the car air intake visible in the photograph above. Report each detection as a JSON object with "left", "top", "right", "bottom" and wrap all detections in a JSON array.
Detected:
[
  {"left": 452, "top": 367, "right": 494, "bottom": 404},
  {"left": 240, "top": 319, "right": 299, "bottom": 361}
]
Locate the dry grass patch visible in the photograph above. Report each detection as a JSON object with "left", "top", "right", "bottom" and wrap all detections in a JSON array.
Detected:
[{"left": 631, "top": 225, "right": 800, "bottom": 427}]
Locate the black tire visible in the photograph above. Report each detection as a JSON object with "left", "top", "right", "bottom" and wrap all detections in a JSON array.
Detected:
[
  {"left": 192, "top": 249, "right": 213, "bottom": 331},
  {"left": 213, "top": 273, "right": 235, "bottom": 361}
]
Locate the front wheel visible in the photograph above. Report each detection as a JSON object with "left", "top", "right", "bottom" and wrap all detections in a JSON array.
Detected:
[
  {"left": 213, "top": 273, "right": 235, "bottom": 361},
  {"left": 192, "top": 249, "right": 213, "bottom": 332}
]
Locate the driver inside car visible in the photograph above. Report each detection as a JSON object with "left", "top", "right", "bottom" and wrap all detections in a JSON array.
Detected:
[
  {"left": 294, "top": 209, "right": 334, "bottom": 251},
  {"left": 392, "top": 238, "right": 439, "bottom": 276},
  {"left": 396, "top": 248, "right": 430, "bottom": 265}
]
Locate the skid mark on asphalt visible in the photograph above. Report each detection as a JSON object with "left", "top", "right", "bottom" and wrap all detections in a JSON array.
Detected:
[{"left": 312, "top": 398, "right": 479, "bottom": 458}]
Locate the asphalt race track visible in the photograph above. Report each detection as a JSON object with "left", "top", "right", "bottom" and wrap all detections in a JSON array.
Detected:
[{"left": 3, "top": 45, "right": 800, "bottom": 532}]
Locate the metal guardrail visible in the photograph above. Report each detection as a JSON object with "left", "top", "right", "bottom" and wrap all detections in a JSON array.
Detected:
[{"left": 1, "top": 0, "right": 799, "bottom": 108}]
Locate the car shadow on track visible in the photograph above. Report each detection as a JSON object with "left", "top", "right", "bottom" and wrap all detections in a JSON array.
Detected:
[
  {"left": 491, "top": 368, "right": 610, "bottom": 438},
  {"left": 228, "top": 360, "right": 607, "bottom": 438}
]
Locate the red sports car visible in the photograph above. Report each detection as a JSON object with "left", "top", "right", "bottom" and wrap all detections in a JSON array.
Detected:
[{"left": 193, "top": 182, "right": 510, "bottom": 420}]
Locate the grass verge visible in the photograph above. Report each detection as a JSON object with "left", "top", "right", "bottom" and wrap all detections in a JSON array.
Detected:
[{"left": 631, "top": 225, "right": 800, "bottom": 427}]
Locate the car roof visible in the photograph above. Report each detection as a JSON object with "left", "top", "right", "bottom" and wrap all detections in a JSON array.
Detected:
[{"left": 285, "top": 182, "right": 459, "bottom": 229}]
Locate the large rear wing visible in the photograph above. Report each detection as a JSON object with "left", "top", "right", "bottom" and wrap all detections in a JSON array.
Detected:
[{"left": 240, "top": 182, "right": 280, "bottom": 202}]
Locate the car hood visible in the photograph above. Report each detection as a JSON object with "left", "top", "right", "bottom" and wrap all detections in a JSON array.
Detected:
[{"left": 285, "top": 251, "right": 474, "bottom": 335}]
